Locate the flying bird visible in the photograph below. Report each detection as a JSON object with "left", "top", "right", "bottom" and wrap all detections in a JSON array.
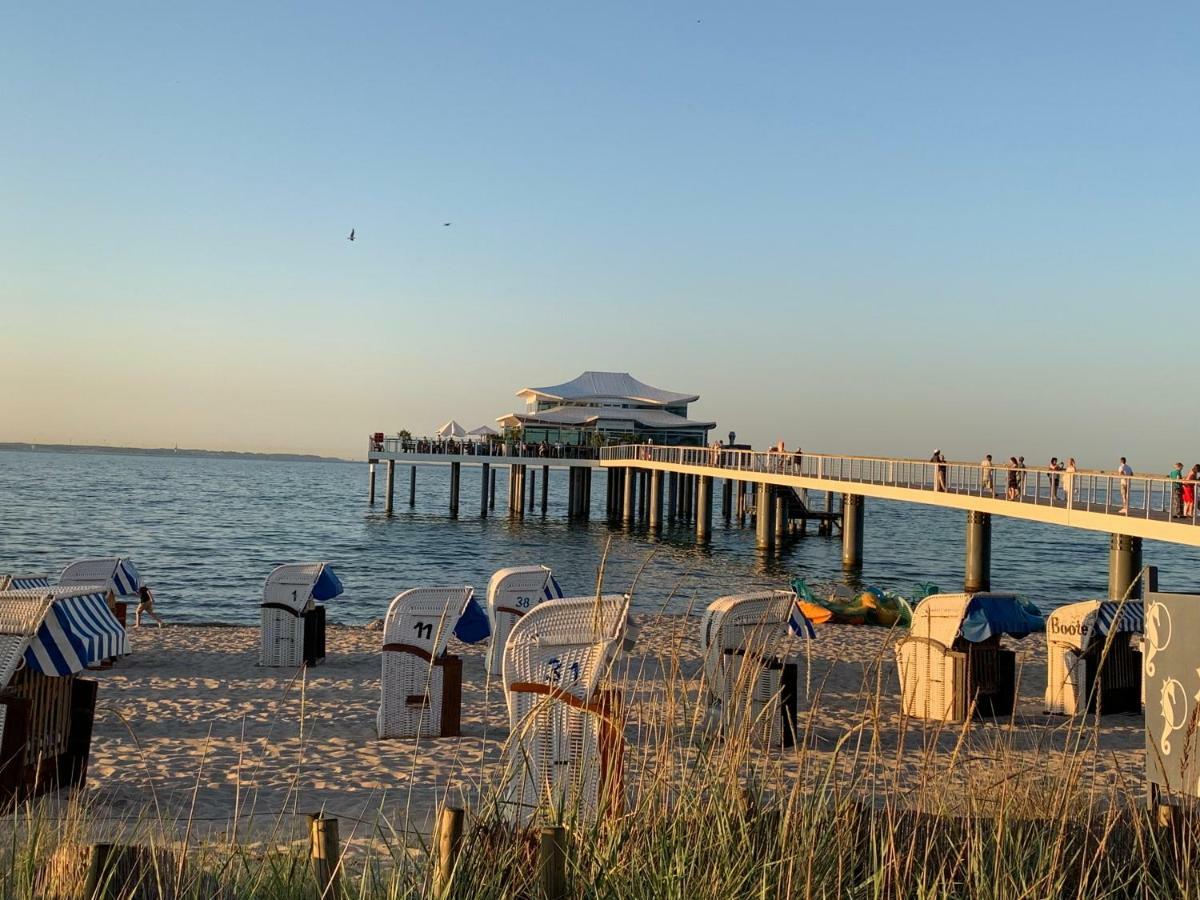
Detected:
[
  {"left": 348, "top": 228, "right": 356, "bottom": 241},
  {"left": 442, "top": 222, "right": 451, "bottom": 227}
]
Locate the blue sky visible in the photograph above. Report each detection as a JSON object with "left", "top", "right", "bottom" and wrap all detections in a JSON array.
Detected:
[{"left": 2, "top": 3, "right": 1196, "bottom": 466}]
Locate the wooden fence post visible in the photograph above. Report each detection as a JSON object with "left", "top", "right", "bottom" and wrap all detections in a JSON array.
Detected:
[
  {"left": 309, "top": 813, "right": 342, "bottom": 899},
  {"left": 538, "top": 825, "right": 567, "bottom": 900},
  {"left": 434, "top": 806, "right": 464, "bottom": 897}
]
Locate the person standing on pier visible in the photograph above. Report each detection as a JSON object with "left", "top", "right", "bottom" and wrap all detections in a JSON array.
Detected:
[
  {"left": 1184, "top": 464, "right": 1198, "bottom": 518},
  {"left": 1117, "top": 457, "right": 1133, "bottom": 513},
  {"left": 981, "top": 454, "right": 993, "bottom": 495},
  {"left": 1065, "top": 458, "right": 1077, "bottom": 505},
  {"left": 1006, "top": 457, "right": 1020, "bottom": 500},
  {"left": 1169, "top": 462, "right": 1184, "bottom": 518},
  {"left": 931, "top": 450, "right": 947, "bottom": 491},
  {"left": 1048, "top": 457, "right": 1061, "bottom": 503}
]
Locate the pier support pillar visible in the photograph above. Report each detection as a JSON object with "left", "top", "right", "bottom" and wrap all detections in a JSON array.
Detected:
[
  {"left": 775, "top": 490, "right": 788, "bottom": 542},
  {"left": 385, "top": 460, "right": 396, "bottom": 516},
  {"left": 489, "top": 467, "right": 496, "bottom": 510},
  {"left": 542, "top": 465, "right": 549, "bottom": 515},
  {"left": 583, "top": 468, "right": 592, "bottom": 520},
  {"left": 964, "top": 510, "right": 991, "bottom": 593},
  {"left": 668, "top": 472, "right": 678, "bottom": 522},
  {"left": 636, "top": 471, "right": 646, "bottom": 522},
  {"left": 841, "top": 494, "right": 864, "bottom": 571},
  {"left": 696, "top": 475, "right": 712, "bottom": 543},
  {"left": 528, "top": 468, "right": 537, "bottom": 512},
  {"left": 449, "top": 462, "right": 460, "bottom": 518},
  {"left": 737, "top": 481, "right": 746, "bottom": 524},
  {"left": 722, "top": 479, "right": 733, "bottom": 522},
  {"left": 480, "top": 463, "right": 490, "bottom": 517},
  {"left": 755, "top": 484, "right": 775, "bottom": 550},
  {"left": 682, "top": 475, "right": 693, "bottom": 523},
  {"left": 622, "top": 467, "right": 635, "bottom": 524},
  {"left": 409, "top": 466, "right": 417, "bottom": 507},
  {"left": 649, "top": 469, "right": 663, "bottom": 532},
  {"left": 368, "top": 462, "right": 376, "bottom": 505},
  {"left": 1108, "top": 534, "right": 1143, "bottom": 599}
]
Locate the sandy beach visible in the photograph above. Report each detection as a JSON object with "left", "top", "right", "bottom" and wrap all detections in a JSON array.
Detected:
[{"left": 37, "top": 614, "right": 1143, "bottom": 854}]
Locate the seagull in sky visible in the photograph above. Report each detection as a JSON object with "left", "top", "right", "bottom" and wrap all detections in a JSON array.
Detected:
[
  {"left": 442, "top": 222, "right": 451, "bottom": 227},
  {"left": 348, "top": 228, "right": 356, "bottom": 241}
]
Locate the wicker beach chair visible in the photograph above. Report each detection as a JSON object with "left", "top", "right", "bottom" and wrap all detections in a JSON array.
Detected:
[
  {"left": 484, "top": 566, "right": 564, "bottom": 678},
  {"left": 0, "top": 576, "right": 50, "bottom": 592},
  {"left": 377, "top": 587, "right": 473, "bottom": 739},
  {"left": 501, "top": 594, "right": 630, "bottom": 825},
  {"left": 896, "top": 593, "right": 1043, "bottom": 722},
  {"left": 59, "top": 557, "right": 141, "bottom": 596},
  {"left": 259, "top": 563, "right": 343, "bottom": 667},
  {"left": 1045, "top": 600, "right": 1144, "bottom": 715},
  {"left": 0, "top": 592, "right": 100, "bottom": 805},
  {"left": 699, "top": 591, "right": 807, "bottom": 749}
]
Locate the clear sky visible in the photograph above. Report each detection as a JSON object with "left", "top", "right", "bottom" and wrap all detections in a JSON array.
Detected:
[{"left": 2, "top": 3, "right": 1196, "bottom": 467}]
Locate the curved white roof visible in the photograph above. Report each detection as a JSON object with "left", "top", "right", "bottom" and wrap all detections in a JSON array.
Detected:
[
  {"left": 498, "top": 405, "right": 715, "bottom": 430},
  {"left": 516, "top": 372, "right": 698, "bottom": 407}
]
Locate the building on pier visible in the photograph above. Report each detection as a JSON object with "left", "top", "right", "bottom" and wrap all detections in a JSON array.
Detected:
[{"left": 496, "top": 371, "right": 715, "bottom": 447}]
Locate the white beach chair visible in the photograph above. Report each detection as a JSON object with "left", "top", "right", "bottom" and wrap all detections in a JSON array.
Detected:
[
  {"left": 699, "top": 591, "right": 806, "bottom": 749},
  {"left": 484, "top": 566, "right": 564, "bottom": 678},
  {"left": 377, "top": 587, "right": 473, "bottom": 739},
  {"left": 59, "top": 557, "right": 141, "bottom": 597},
  {"left": 259, "top": 563, "right": 343, "bottom": 667},
  {"left": 500, "top": 594, "right": 630, "bottom": 825},
  {"left": 896, "top": 592, "right": 1043, "bottom": 722},
  {"left": 1045, "top": 600, "right": 1144, "bottom": 715}
]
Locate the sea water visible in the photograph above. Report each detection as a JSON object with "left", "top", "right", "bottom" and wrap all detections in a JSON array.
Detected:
[{"left": 1, "top": 450, "right": 1197, "bottom": 623}]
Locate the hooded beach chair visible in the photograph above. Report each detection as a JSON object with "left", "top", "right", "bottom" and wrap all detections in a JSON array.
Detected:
[
  {"left": 501, "top": 594, "right": 631, "bottom": 825},
  {"left": 0, "top": 576, "right": 50, "bottom": 592},
  {"left": 484, "top": 566, "right": 564, "bottom": 678},
  {"left": 258, "top": 563, "right": 343, "bottom": 667},
  {"left": 699, "top": 591, "right": 812, "bottom": 749},
  {"left": 0, "top": 587, "right": 115, "bottom": 805},
  {"left": 1045, "top": 600, "right": 1143, "bottom": 715},
  {"left": 896, "top": 593, "right": 1044, "bottom": 722},
  {"left": 59, "top": 557, "right": 142, "bottom": 626},
  {"left": 377, "top": 587, "right": 473, "bottom": 739}
]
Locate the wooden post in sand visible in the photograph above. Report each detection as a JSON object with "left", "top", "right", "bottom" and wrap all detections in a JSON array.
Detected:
[
  {"left": 538, "top": 826, "right": 567, "bottom": 900},
  {"left": 433, "top": 806, "right": 465, "bottom": 897},
  {"left": 309, "top": 814, "right": 342, "bottom": 899}
]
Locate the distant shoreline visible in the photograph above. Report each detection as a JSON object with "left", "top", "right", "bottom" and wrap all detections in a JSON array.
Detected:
[{"left": 0, "top": 442, "right": 353, "bottom": 464}]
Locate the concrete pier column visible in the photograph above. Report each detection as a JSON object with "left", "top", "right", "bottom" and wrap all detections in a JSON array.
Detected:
[
  {"left": 542, "top": 465, "right": 549, "bottom": 515},
  {"left": 696, "top": 475, "right": 713, "bottom": 542},
  {"left": 528, "top": 468, "right": 537, "bottom": 512},
  {"left": 649, "top": 469, "right": 664, "bottom": 532},
  {"left": 737, "top": 481, "right": 746, "bottom": 523},
  {"left": 1108, "top": 534, "right": 1143, "bottom": 599},
  {"left": 480, "top": 463, "right": 490, "bottom": 516},
  {"left": 684, "top": 475, "right": 694, "bottom": 522},
  {"left": 489, "top": 467, "right": 496, "bottom": 510},
  {"left": 509, "top": 465, "right": 521, "bottom": 514},
  {"left": 722, "top": 479, "right": 733, "bottom": 521},
  {"left": 755, "top": 484, "right": 775, "bottom": 550},
  {"left": 584, "top": 468, "right": 592, "bottom": 519},
  {"left": 516, "top": 466, "right": 526, "bottom": 518},
  {"left": 622, "top": 466, "right": 635, "bottom": 524},
  {"left": 638, "top": 471, "right": 648, "bottom": 522},
  {"left": 841, "top": 493, "right": 865, "bottom": 571},
  {"left": 775, "top": 490, "right": 788, "bottom": 542},
  {"left": 409, "top": 466, "right": 417, "bottom": 506},
  {"left": 449, "top": 462, "right": 461, "bottom": 518},
  {"left": 668, "top": 472, "right": 678, "bottom": 521},
  {"left": 821, "top": 490, "right": 834, "bottom": 535},
  {"left": 964, "top": 510, "right": 991, "bottom": 592},
  {"left": 368, "top": 462, "right": 377, "bottom": 505},
  {"left": 385, "top": 460, "right": 396, "bottom": 515}
]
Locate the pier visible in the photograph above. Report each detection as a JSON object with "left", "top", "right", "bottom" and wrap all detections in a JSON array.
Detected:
[
  {"left": 368, "top": 435, "right": 1199, "bottom": 599},
  {"left": 603, "top": 445, "right": 1200, "bottom": 598}
]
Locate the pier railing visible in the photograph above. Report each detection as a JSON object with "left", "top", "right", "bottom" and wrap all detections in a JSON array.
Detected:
[
  {"left": 601, "top": 445, "right": 1199, "bottom": 526},
  {"left": 369, "top": 436, "right": 599, "bottom": 461}
]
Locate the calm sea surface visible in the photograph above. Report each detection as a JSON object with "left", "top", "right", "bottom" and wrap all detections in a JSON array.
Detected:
[{"left": 2, "top": 450, "right": 1197, "bottom": 624}]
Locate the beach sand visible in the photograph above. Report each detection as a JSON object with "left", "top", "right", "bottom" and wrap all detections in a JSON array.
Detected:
[{"left": 53, "top": 616, "right": 1144, "bottom": 850}]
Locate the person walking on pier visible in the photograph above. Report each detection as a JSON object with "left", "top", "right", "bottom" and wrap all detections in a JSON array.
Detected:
[
  {"left": 1169, "top": 462, "right": 1184, "bottom": 518},
  {"left": 1065, "top": 458, "right": 1077, "bottom": 505},
  {"left": 1017, "top": 456, "right": 1027, "bottom": 498},
  {"left": 1184, "top": 465, "right": 1198, "bottom": 518},
  {"left": 1117, "top": 457, "right": 1133, "bottom": 513},
  {"left": 981, "top": 454, "right": 993, "bottom": 495},
  {"left": 931, "top": 450, "right": 947, "bottom": 491},
  {"left": 1048, "top": 457, "right": 1061, "bottom": 503},
  {"left": 1006, "top": 457, "right": 1020, "bottom": 501}
]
